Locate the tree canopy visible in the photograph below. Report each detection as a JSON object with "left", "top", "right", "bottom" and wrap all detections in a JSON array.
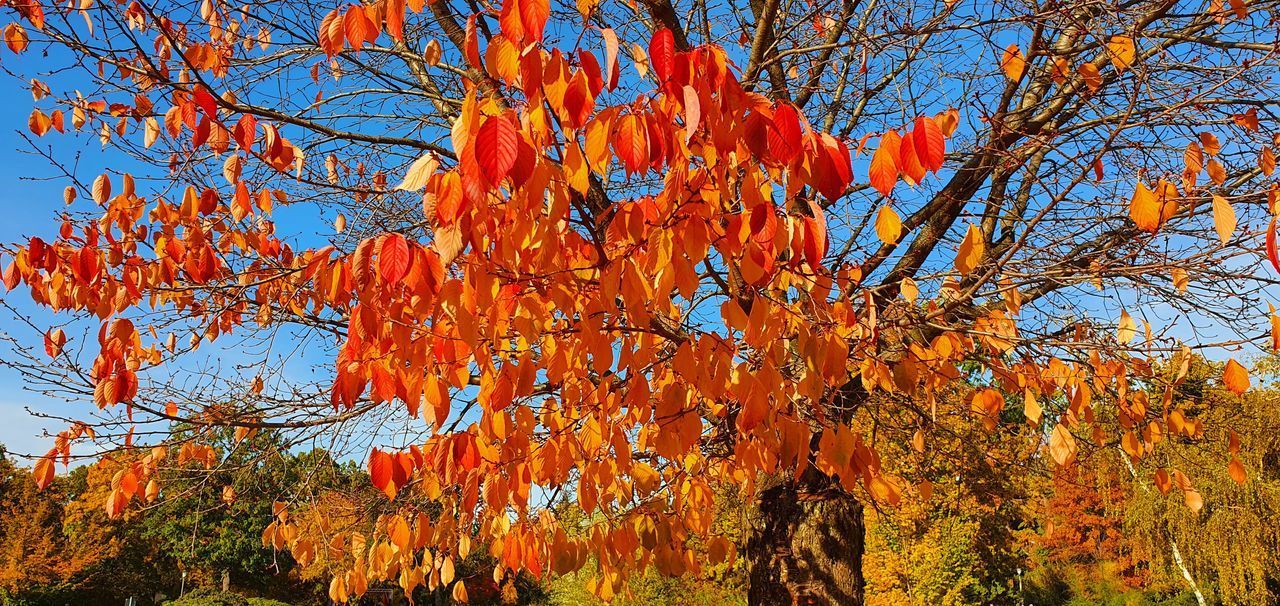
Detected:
[{"left": 3, "top": 0, "right": 1280, "bottom": 602}]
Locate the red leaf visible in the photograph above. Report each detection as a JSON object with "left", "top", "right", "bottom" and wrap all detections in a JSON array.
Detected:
[
  {"left": 911, "top": 115, "right": 945, "bottom": 173},
  {"left": 369, "top": 448, "right": 399, "bottom": 500},
  {"left": 193, "top": 86, "right": 219, "bottom": 122},
  {"left": 649, "top": 28, "right": 676, "bottom": 83},
  {"left": 474, "top": 114, "right": 519, "bottom": 184},
  {"left": 803, "top": 202, "right": 828, "bottom": 267},
  {"left": 577, "top": 50, "right": 604, "bottom": 97},
  {"left": 743, "top": 111, "right": 771, "bottom": 161},
  {"left": 233, "top": 114, "right": 257, "bottom": 150},
  {"left": 379, "top": 233, "right": 412, "bottom": 284},
  {"left": 520, "top": 0, "right": 549, "bottom": 43},
  {"left": 768, "top": 103, "right": 803, "bottom": 164},
  {"left": 812, "top": 133, "right": 852, "bottom": 201},
  {"left": 1268, "top": 217, "right": 1280, "bottom": 274}
]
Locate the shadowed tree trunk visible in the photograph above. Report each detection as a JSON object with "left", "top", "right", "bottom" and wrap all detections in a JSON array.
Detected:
[{"left": 747, "top": 476, "right": 865, "bottom": 605}]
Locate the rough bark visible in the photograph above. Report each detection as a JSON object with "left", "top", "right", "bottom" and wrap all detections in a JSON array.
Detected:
[{"left": 747, "top": 478, "right": 865, "bottom": 606}]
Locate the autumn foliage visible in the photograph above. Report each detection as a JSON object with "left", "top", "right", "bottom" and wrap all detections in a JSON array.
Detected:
[{"left": 3, "top": 0, "right": 1280, "bottom": 602}]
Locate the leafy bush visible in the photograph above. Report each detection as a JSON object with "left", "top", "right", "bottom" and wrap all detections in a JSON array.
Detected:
[
  {"left": 160, "top": 588, "right": 292, "bottom": 606},
  {"left": 164, "top": 588, "right": 249, "bottom": 606},
  {"left": 246, "top": 599, "right": 293, "bottom": 606}
]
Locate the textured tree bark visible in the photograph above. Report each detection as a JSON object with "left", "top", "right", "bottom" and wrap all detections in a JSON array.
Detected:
[{"left": 747, "top": 478, "right": 865, "bottom": 606}]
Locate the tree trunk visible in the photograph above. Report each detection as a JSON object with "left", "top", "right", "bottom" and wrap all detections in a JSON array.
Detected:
[{"left": 747, "top": 478, "right": 865, "bottom": 605}]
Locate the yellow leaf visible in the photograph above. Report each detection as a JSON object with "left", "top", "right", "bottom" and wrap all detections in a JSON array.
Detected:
[
  {"left": 1117, "top": 309, "right": 1136, "bottom": 344},
  {"left": 1023, "top": 389, "right": 1042, "bottom": 426},
  {"left": 452, "top": 580, "right": 469, "bottom": 603},
  {"left": 92, "top": 174, "right": 111, "bottom": 205},
  {"left": 954, "top": 224, "right": 984, "bottom": 275},
  {"left": 1000, "top": 44, "right": 1025, "bottom": 81},
  {"left": 1049, "top": 423, "right": 1077, "bottom": 466},
  {"left": 1211, "top": 195, "right": 1235, "bottom": 244},
  {"left": 1107, "top": 35, "right": 1136, "bottom": 71},
  {"left": 875, "top": 205, "right": 902, "bottom": 244},
  {"left": 1223, "top": 358, "right": 1249, "bottom": 395},
  {"left": 1171, "top": 267, "right": 1188, "bottom": 292},
  {"left": 900, "top": 277, "right": 918, "bottom": 303},
  {"left": 395, "top": 152, "right": 440, "bottom": 191},
  {"left": 632, "top": 42, "right": 650, "bottom": 79}
]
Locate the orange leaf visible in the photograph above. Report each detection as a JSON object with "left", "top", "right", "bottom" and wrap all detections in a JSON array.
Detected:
[
  {"left": 92, "top": 174, "right": 111, "bottom": 205},
  {"left": 1077, "top": 63, "right": 1101, "bottom": 92},
  {"left": 1199, "top": 132, "right": 1221, "bottom": 156},
  {"left": 33, "top": 453, "right": 55, "bottom": 490},
  {"left": 1129, "top": 180, "right": 1177, "bottom": 232},
  {"left": 1222, "top": 358, "right": 1249, "bottom": 396},
  {"left": 868, "top": 131, "right": 900, "bottom": 197},
  {"left": 1000, "top": 44, "right": 1025, "bottom": 81},
  {"left": 1172, "top": 470, "right": 1203, "bottom": 512},
  {"left": 602, "top": 28, "right": 620, "bottom": 90},
  {"left": 1107, "top": 35, "right": 1135, "bottom": 71},
  {"left": 954, "top": 224, "right": 984, "bottom": 275},
  {"left": 1268, "top": 217, "right": 1280, "bottom": 274},
  {"left": 1228, "top": 456, "right": 1247, "bottom": 485},
  {"left": 613, "top": 114, "right": 649, "bottom": 175}
]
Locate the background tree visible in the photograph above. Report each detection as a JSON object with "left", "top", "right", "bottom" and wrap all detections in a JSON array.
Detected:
[
  {"left": 3, "top": 0, "right": 1280, "bottom": 603},
  {"left": 1122, "top": 355, "right": 1280, "bottom": 605}
]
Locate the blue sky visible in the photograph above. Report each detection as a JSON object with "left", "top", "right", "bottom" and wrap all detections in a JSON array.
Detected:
[{"left": 0, "top": 96, "right": 90, "bottom": 460}]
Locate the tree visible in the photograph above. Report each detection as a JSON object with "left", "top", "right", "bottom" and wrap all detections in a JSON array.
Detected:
[
  {"left": 0, "top": 447, "right": 177, "bottom": 605},
  {"left": 3, "top": 0, "right": 1280, "bottom": 603},
  {"left": 1121, "top": 355, "right": 1280, "bottom": 605}
]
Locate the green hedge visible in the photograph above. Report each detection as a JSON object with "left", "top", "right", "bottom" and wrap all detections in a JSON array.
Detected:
[{"left": 163, "top": 589, "right": 291, "bottom": 606}]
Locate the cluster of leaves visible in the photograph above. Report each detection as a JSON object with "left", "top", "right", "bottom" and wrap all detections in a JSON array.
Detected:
[{"left": 4, "top": 0, "right": 1280, "bottom": 601}]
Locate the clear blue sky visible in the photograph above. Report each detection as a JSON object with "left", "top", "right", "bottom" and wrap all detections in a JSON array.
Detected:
[{"left": 0, "top": 93, "right": 94, "bottom": 460}]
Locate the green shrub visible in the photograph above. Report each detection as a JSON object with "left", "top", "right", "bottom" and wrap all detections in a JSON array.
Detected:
[
  {"left": 246, "top": 599, "right": 293, "bottom": 606},
  {"left": 164, "top": 588, "right": 249, "bottom": 606}
]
